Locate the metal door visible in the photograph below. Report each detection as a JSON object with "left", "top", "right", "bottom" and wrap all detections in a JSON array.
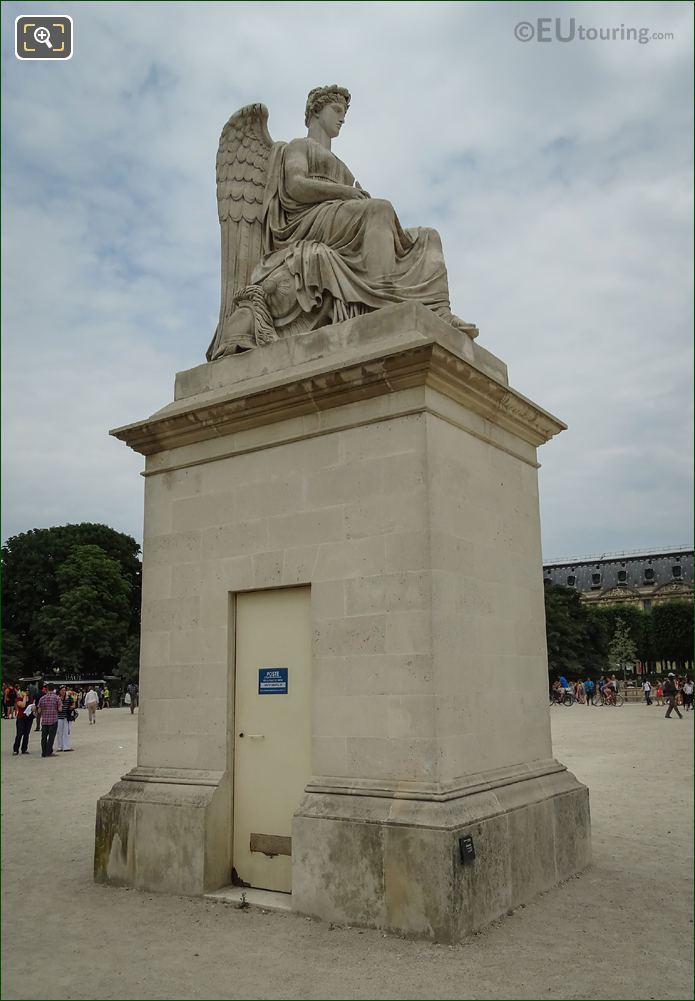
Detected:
[{"left": 233, "top": 586, "right": 312, "bottom": 892}]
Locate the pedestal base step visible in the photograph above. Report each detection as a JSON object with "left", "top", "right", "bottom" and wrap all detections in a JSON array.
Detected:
[{"left": 205, "top": 886, "right": 292, "bottom": 913}]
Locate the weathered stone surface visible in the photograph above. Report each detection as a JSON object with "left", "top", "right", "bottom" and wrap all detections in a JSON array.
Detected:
[
  {"left": 208, "top": 88, "right": 479, "bottom": 360},
  {"left": 97, "top": 306, "right": 589, "bottom": 938},
  {"left": 292, "top": 772, "right": 590, "bottom": 941}
]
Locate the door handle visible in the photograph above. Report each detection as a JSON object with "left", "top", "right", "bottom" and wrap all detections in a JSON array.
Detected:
[{"left": 238, "top": 733, "right": 265, "bottom": 739}]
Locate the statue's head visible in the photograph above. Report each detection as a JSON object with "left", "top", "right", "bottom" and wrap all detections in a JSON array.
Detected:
[{"left": 304, "top": 85, "right": 351, "bottom": 132}]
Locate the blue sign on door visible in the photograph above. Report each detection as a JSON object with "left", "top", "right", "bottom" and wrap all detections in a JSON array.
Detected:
[{"left": 258, "top": 668, "right": 288, "bottom": 694}]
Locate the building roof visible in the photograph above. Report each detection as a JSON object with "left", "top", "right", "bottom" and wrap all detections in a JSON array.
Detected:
[{"left": 543, "top": 546, "right": 693, "bottom": 595}]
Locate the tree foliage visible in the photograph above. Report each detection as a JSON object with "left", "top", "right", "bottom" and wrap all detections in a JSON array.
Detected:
[
  {"left": 1, "top": 523, "right": 141, "bottom": 678},
  {"left": 544, "top": 584, "right": 599, "bottom": 675},
  {"left": 116, "top": 635, "right": 141, "bottom": 686},
  {"left": 544, "top": 582, "right": 693, "bottom": 679},
  {"left": 607, "top": 617, "right": 638, "bottom": 676},
  {"left": 651, "top": 602, "right": 694, "bottom": 667},
  {"left": 35, "top": 545, "right": 132, "bottom": 673}
]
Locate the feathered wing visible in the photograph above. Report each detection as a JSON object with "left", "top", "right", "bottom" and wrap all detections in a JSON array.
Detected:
[{"left": 207, "top": 103, "right": 274, "bottom": 360}]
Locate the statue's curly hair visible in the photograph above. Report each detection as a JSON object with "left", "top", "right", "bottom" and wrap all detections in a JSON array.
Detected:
[{"left": 304, "top": 85, "right": 351, "bottom": 127}]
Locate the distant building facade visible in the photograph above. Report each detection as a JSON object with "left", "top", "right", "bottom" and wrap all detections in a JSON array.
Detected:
[{"left": 543, "top": 546, "right": 694, "bottom": 612}]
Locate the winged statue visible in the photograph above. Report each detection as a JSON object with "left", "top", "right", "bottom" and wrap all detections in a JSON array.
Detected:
[{"left": 206, "top": 85, "right": 477, "bottom": 361}]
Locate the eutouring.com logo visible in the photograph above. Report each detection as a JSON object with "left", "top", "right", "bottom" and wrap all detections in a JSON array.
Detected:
[{"left": 514, "top": 18, "right": 674, "bottom": 44}]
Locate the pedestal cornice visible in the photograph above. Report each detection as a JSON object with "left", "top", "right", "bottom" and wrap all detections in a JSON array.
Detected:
[{"left": 111, "top": 304, "right": 565, "bottom": 456}]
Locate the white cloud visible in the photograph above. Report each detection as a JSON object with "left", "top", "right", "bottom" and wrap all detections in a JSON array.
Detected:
[{"left": 2, "top": 0, "right": 693, "bottom": 558}]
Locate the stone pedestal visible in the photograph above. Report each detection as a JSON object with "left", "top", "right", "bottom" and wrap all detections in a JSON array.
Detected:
[{"left": 96, "top": 302, "right": 590, "bottom": 937}]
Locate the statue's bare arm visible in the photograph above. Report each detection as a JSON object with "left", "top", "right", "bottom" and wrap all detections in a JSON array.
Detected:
[{"left": 284, "top": 141, "right": 369, "bottom": 204}]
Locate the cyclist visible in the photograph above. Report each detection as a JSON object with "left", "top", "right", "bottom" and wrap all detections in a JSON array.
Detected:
[
  {"left": 550, "top": 680, "right": 564, "bottom": 704},
  {"left": 597, "top": 675, "right": 607, "bottom": 703},
  {"left": 604, "top": 676, "right": 618, "bottom": 706}
]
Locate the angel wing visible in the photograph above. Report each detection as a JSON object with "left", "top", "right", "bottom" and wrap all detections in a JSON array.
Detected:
[{"left": 207, "top": 103, "right": 274, "bottom": 360}]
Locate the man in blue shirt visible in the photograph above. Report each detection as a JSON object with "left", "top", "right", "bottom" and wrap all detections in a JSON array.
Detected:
[{"left": 584, "top": 677, "right": 595, "bottom": 706}]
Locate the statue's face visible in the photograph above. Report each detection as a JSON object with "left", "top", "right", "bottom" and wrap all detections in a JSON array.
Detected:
[{"left": 315, "top": 100, "right": 346, "bottom": 139}]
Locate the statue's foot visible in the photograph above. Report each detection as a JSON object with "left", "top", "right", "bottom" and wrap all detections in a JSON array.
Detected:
[
  {"left": 211, "top": 339, "right": 253, "bottom": 360},
  {"left": 447, "top": 312, "right": 479, "bottom": 339},
  {"left": 211, "top": 307, "right": 256, "bottom": 359}
]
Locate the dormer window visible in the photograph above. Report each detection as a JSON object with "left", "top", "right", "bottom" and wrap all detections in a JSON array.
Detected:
[
  {"left": 567, "top": 575, "right": 576, "bottom": 587},
  {"left": 591, "top": 572, "right": 601, "bottom": 588},
  {"left": 617, "top": 570, "right": 627, "bottom": 585},
  {"left": 672, "top": 565, "right": 682, "bottom": 579},
  {"left": 644, "top": 567, "right": 655, "bottom": 582}
]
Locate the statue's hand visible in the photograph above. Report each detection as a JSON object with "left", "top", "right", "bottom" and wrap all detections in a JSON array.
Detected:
[
  {"left": 340, "top": 186, "right": 369, "bottom": 201},
  {"left": 355, "top": 182, "right": 371, "bottom": 199}
]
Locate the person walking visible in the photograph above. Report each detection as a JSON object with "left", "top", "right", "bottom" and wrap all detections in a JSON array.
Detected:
[
  {"left": 663, "top": 673, "right": 683, "bottom": 719},
  {"left": 56, "top": 687, "right": 75, "bottom": 752},
  {"left": 125, "top": 683, "right": 138, "bottom": 715},
  {"left": 574, "top": 679, "right": 585, "bottom": 705},
  {"left": 12, "top": 690, "right": 34, "bottom": 755},
  {"left": 642, "top": 678, "right": 653, "bottom": 706},
  {"left": 38, "top": 684, "right": 61, "bottom": 757},
  {"left": 682, "top": 677, "right": 694, "bottom": 712},
  {"left": 102, "top": 685, "right": 111, "bottom": 709},
  {"left": 85, "top": 687, "right": 99, "bottom": 725}
]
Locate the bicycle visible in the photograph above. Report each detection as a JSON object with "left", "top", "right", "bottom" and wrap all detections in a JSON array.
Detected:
[
  {"left": 594, "top": 691, "right": 625, "bottom": 707},
  {"left": 549, "top": 691, "right": 575, "bottom": 707}
]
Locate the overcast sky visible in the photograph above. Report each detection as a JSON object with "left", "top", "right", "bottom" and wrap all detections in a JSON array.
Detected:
[{"left": 2, "top": 1, "right": 693, "bottom": 560}]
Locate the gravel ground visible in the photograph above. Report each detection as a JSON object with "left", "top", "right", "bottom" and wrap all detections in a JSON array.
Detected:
[{"left": 1, "top": 703, "right": 693, "bottom": 1000}]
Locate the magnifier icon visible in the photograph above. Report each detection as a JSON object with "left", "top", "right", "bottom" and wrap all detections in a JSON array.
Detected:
[{"left": 34, "top": 26, "right": 52, "bottom": 48}]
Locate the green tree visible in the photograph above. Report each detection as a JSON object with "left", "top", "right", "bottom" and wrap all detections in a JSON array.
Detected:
[
  {"left": 34, "top": 545, "right": 133, "bottom": 675},
  {"left": 1, "top": 523, "right": 141, "bottom": 676},
  {"left": 116, "top": 634, "right": 141, "bottom": 686},
  {"left": 544, "top": 583, "right": 604, "bottom": 678},
  {"left": 592, "top": 603, "right": 652, "bottom": 666},
  {"left": 651, "top": 602, "right": 694, "bottom": 669},
  {"left": 1, "top": 631, "right": 26, "bottom": 682},
  {"left": 607, "top": 617, "right": 638, "bottom": 681}
]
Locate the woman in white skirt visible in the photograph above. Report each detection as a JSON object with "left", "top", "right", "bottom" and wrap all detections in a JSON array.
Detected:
[{"left": 56, "top": 686, "right": 74, "bottom": 751}]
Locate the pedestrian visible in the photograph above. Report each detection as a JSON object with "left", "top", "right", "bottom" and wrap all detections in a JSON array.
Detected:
[
  {"left": 655, "top": 681, "right": 664, "bottom": 706},
  {"left": 682, "top": 677, "right": 694, "bottom": 712},
  {"left": 103, "top": 685, "right": 110, "bottom": 709},
  {"left": 642, "top": 677, "right": 653, "bottom": 706},
  {"left": 574, "top": 679, "right": 585, "bottom": 704},
  {"left": 84, "top": 687, "right": 99, "bottom": 725},
  {"left": 12, "top": 690, "right": 34, "bottom": 755},
  {"left": 35, "top": 684, "right": 47, "bottom": 731},
  {"left": 5, "top": 684, "right": 17, "bottom": 719},
  {"left": 37, "top": 684, "right": 61, "bottom": 757},
  {"left": 663, "top": 673, "right": 683, "bottom": 720},
  {"left": 584, "top": 677, "right": 595, "bottom": 706},
  {"left": 125, "top": 683, "right": 137, "bottom": 715},
  {"left": 56, "top": 686, "right": 75, "bottom": 752}
]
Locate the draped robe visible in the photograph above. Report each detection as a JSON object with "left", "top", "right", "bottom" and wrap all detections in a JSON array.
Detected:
[{"left": 250, "top": 138, "right": 459, "bottom": 332}]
